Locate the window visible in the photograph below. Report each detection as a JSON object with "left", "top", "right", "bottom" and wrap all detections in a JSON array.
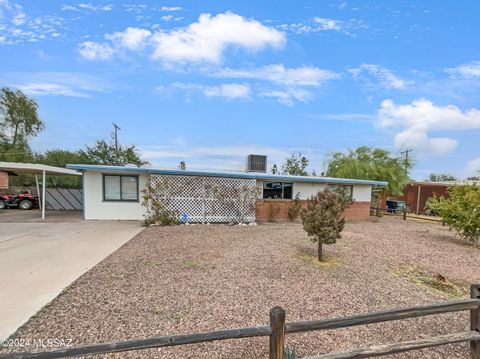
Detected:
[
  {"left": 326, "top": 184, "right": 353, "bottom": 202},
  {"left": 103, "top": 175, "right": 139, "bottom": 201},
  {"left": 263, "top": 182, "right": 293, "bottom": 199}
]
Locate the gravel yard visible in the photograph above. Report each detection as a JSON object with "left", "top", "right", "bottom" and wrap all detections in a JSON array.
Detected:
[{"left": 3, "top": 217, "right": 480, "bottom": 358}]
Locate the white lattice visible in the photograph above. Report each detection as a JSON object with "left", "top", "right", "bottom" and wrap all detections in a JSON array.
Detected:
[{"left": 149, "top": 174, "right": 257, "bottom": 223}]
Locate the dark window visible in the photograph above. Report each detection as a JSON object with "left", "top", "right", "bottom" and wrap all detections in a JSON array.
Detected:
[
  {"left": 326, "top": 184, "right": 353, "bottom": 202},
  {"left": 263, "top": 182, "right": 293, "bottom": 199},
  {"left": 103, "top": 175, "right": 139, "bottom": 201}
]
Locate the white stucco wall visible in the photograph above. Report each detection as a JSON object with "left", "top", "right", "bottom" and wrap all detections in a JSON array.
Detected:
[
  {"left": 257, "top": 180, "right": 372, "bottom": 202},
  {"left": 83, "top": 171, "right": 148, "bottom": 220}
]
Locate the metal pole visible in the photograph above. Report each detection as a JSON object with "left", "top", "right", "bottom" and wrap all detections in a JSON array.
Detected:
[
  {"left": 42, "top": 170, "right": 46, "bottom": 220},
  {"left": 35, "top": 174, "right": 41, "bottom": 211}
]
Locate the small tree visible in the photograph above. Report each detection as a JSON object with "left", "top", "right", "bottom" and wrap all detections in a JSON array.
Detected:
[
  {"left": 428, "top": 185, "right": 480, "bottom": 246},
  {"left": 282, "top": 153, "right": 309, "bottom": 176},
  {"left": 179, "top": 161, "right": 186, "bottom": 170},
  {"left": 301, "top": 190, "right": 348, "bottom": 261},
  {"left": 428, "top": 173, "right": 457, "bottom": 182}
]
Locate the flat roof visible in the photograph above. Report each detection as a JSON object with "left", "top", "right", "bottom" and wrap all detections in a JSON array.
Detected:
[
  {"left": 0, "top": 162, "right": 81, "bottom": 176},
  {"left": 66, "top": 164, "right": 388, "bottom": 186}
]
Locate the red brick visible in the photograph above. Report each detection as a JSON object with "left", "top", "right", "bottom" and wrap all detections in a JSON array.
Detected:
[
  {"left": 255, "top": 199, "right": 371, "bottom": 222},
  {"left": 0, "top": 171, "right": 8, "bottom": 189}
]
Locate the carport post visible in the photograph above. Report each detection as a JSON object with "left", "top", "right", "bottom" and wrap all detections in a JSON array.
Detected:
[{"left": 42, "top": 169, "right": 46, "bottom": 220}]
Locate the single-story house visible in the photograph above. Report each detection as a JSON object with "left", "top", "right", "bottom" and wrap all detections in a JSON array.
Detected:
[{"left": 66, "top": 164, "right": 387, "bottom": 222}]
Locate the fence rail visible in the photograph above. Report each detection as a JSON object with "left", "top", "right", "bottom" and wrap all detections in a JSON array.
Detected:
[
  {"left": 2, "top": 285, "right": 479, "bottom": 359},
  {"left": 370, "top": 206, "right": 443, "bottom": 223}
]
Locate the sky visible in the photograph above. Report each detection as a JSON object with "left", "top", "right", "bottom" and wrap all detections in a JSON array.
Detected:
[{"left": 1, "top": 0, "right": 480, "bottom": 180}]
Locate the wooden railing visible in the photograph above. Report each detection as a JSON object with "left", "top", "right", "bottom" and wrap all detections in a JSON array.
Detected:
[
  {"left": 370, "top": 206, "right": 443, "bottom": 222},
  {"left": 2, "top": 285, "right": 479, "bottom": 359}
]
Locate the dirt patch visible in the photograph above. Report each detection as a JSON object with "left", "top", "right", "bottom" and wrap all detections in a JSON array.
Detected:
[{"left": 2, "top": 217, "right": 479, "bottom": 358}]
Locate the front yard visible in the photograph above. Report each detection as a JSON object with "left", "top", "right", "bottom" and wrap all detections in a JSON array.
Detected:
[{"left": 3, "top": 217, "right": 480, "bottom": 358}]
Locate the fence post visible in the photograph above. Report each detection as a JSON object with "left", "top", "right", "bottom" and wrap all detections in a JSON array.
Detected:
[
  {"left": 472, "top": 284, "right": 480, "bottom": 359},
  {"left": 403, "top": 208, "right": 407, "bottom": 221},
  {"left": 270, "top": 306, "right": 285, "bottom": 359}
]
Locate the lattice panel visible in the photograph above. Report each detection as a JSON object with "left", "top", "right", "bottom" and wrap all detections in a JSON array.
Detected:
[{"left": 149, "top": 174, "right": 257, "bottom": 223}]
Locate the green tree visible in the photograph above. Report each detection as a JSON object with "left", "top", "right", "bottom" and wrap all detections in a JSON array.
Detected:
[
  {"left": 33, "top": 149, "right": 88, "bottom": 188},
  {"left": 301, "top": 190, "right": 348, "bottom": 262},
  {"left": 282, "top": 152, "right": 309, "bottom": 176},
  {"left": 0, "top": 88, "right": 44, "bottom": 147},
  {"left": 79, "top": 140, "right": 148, "bottom": 166},
  {"left": 429, "top": 185, "right": 480, "bottom": 246},
  {"left": 428, "top": 173, "right": 457, "bottom": 182},
  {"left": 0, "top": 88, "right": 43, "bottom": 164},
  {"left": 326, "top": 146, "right": 409, "bottom": 195}
]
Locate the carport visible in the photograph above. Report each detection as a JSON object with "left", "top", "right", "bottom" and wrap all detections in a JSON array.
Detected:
[{"left": 0, "top": 162, "right": 81, "bottom": 220}]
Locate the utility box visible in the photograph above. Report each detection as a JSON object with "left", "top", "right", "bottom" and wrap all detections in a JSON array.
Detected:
[{"left": 246, "top": 155, "right": 267, "bottom": 173}]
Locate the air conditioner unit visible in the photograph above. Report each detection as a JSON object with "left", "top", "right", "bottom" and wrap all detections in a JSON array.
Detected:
[{"left": 246, "top": 154, "right": 267, "bottom": 173}]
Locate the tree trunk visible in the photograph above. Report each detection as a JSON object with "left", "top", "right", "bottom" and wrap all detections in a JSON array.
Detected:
[{"left": 318, "top": 242, "right": 324, "bottom": 262}]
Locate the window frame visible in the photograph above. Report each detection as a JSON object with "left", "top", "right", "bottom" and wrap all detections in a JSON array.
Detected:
[
  {"left": 262, "top": 182, "right": 293, "bottom": 200},
  {"left": 102, "top": 174, "right": 139, "bottom": 202}
]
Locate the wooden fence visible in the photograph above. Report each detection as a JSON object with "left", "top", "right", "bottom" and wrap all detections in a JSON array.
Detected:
[
  {"left": 371, "top": 206, "right": 443, "bottom": 223},
  {"left": 2, "top": 285, "right": 479, "bottom": 359}
]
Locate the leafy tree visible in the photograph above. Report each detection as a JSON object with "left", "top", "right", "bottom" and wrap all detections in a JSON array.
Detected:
[
  {"left": 428, "top": 173, "right": 457, "bottom": 182},
  {"left": 300, "top": 190, "right": 348, "bottom": 261},
  {"left": 0, "top": 88, "right": 44, "bottom": 147},
  {"left": 33, "top": 149, "right": 88, "bottom": 188},
  {"left": 79, "top": 140, "right": 148, "bottom": 167},
  {"left": 282, "top": 153, "right": 309, "bottom": 176},
  {"left": 179, "top": 161, "right": 186, "bottom": 170},
  {"left": 326, "top": 146, "right": 409, "bottom": 196},
  {"left": 428, "top": 185, "right": 480, "bottom": 246}
]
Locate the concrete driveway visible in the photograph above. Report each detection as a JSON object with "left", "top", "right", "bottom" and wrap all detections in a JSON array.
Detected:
[{"left": 0, "top": 210, "right": 143, "bottom": 339}]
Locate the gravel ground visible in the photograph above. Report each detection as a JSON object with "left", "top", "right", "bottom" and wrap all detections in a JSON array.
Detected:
[{"left": 3, "top": 217, "right": 480, "bottom": 358}]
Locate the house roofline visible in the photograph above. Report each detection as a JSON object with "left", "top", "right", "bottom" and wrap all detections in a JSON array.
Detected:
[{"left": 66, "top": 164, "right": 388, "bottom": 186}]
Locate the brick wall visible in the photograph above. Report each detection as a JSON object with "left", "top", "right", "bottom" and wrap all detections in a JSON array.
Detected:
[
  {"left": 0, "top": 171, "right": 8, "bottom": 189},
  {"left": 255, "top": 199, "right": 371, "bottom": 222}
]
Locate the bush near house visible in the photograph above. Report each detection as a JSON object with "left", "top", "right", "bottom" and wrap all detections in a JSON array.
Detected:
[
  {"left": 428, "top": 185, "right": 480, "bottom": 246},
  {"left": 300, "top": 190, "right": 348, "bottom": 262}
]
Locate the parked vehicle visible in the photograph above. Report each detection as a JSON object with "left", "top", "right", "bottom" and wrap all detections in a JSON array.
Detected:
[
  {"left": 386, "top": 199, "right": 406, "bottom": 214},
  {"left": 0, "top": 192, "right": 38, "bottom": 210}
]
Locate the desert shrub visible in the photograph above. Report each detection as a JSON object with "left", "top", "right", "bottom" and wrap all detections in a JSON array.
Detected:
[
  {"left": 428, "top": 185, "right": 480, "bottom": 246},
  {"left": 287, "top": 192, "right": 302, "bottom": 221},
  {"left": 141, "top": 181, "right": 180, "bottom": 226},
  {"left": 300, "top": 190, "right": 348, "bottom": 261}
]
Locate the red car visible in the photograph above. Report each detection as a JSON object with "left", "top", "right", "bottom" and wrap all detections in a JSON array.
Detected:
[{"left": 0, "top": 192, "right": 38, "bottom": 210}]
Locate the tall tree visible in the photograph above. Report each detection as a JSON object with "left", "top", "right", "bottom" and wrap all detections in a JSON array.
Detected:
[
  {"left": 326, "top": 146, "right": 409, "bottom": 195},
  {"left": 0, "top": 88, "right": 44, "bottom": 147},
  {"left": 79, "top": 139, "right": 148, "bottom": 166},
  {"left": 282, "top": 153, "right": 309, "bottom": 176},
  {"left": 428, "top": 173, "right": 457, "bottom": 182}
]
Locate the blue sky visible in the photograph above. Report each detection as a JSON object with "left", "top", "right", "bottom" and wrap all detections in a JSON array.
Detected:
[{"left": 1, "top": 1, "right": 480, "bottom": 179}]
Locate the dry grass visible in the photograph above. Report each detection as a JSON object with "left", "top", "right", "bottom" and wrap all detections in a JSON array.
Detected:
[{"left": 2, "top": 217, "right": 480, "bottom": 358}]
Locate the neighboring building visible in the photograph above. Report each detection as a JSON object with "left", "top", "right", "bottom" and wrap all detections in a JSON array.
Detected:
[
  {"left": 67, "top": 163, "right": 387, "bottom": 222},
  {"left": 382, "top": 180, "right": 479, "bottom": 214}
]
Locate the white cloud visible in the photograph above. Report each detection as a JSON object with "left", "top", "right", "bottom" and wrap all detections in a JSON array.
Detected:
[
  {"left": 165, "top": 82, "right": 251, "bottom": 100},
  {"left": 349, "top": 64, "right": 409, "bottom": 89},
  {"left": 77, "top": 3, "right": 113, "bottom": 11},
  {"left": 3, "top": 71, "right": 112, "bottom": 97},
  {"left": 16, "top": 83, "right": 90, "bottom": 97},
  {"left": 312, "top": 17, "right": 341, "bottom": 30},
  {"left": 78, "top": 41, "right": 114, "bottom": 60},
  {"left": 260, "top": 88, "right": 311, "bottom": 106},
  {"left": 202, "top": 83, "right": 251, "bottom": 99},
  {"left": 11, "top": 3, "right": 26, "bottom": 25},
  {"left": 105, "top": 27, "right": 151, "bottom": 50},
  {"left": 378, "top": 98, "right": 480, "bottom": 155},
  {"left": 447, "top": 61, "right": 480, "bottom": 78},
  {"left": 214, "top": 64, "right": 339, "bottom": 86},
  {"left": 160, "top": 6, "right": 182, "bottom": 11},
  {"left": 151, "top": 12, "right": 285, "bottom": 64},
  {"left": 76, "top": 12, "right": 284, "bottom": 64}
]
